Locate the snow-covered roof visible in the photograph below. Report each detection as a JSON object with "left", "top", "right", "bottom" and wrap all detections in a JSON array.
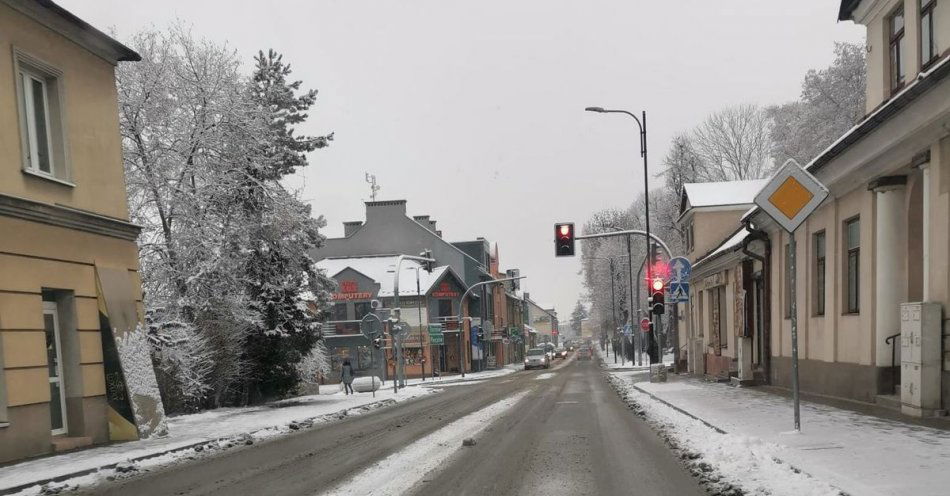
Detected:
[
  {"left": 694, "top": 227, "right": 751, "bottom": 268},
  {"left": 316, "top": 255, "right": 462, "bottom": 297},
  {"left": 682, "top": 179, "right": 768, "bottom": 209}
]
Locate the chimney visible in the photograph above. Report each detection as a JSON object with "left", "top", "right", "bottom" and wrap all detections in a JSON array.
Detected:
[
  {"left": 413, "top": 215, "right": 439, "bottom": 235},
  {"left": 366, "top": 199, "right": 407, "bottom": 222},
  {"left": 343, "top": 221, "right": 363, "bottom": 237},
  {"left": 429, "top": 219, "right": 438, "bottom": 233}
]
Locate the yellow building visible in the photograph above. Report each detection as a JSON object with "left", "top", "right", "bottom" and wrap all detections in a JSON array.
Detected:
[{"left": 0, "top": 0, "right": 162, "bottom": 463}]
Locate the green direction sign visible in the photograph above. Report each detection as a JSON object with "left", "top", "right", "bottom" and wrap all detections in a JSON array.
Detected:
[
  {"left": 428, "top": 324, "right": 444, "bottom": 345},
  {"left": 508, "top": 325, "right": 521, "bottom": 336}
]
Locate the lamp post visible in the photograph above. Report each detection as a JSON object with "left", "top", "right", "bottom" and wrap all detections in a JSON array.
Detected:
[
  {"left": 585, "top": 106, "right": 659, "bottom": 364},
  {"left": 456, "top": 276, "right": 526, "bottom": 377},
  {"left": 391, "top": 252, "right": 435, "bottom": 390}
]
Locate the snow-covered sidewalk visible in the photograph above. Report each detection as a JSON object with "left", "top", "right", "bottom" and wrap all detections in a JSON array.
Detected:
[
  {"left": 397, "top": 362, "right": 522, "bottom": 387},
  {"left": 609, "top": 370, "right": 950, "bottom": 496},
  {"left": 0, "top": 387, "right": 434, "bottom": 495},
  {"left": 594, "top": 340, "right": 669, "bottom": 370}
]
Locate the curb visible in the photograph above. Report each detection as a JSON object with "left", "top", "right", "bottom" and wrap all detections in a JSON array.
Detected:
[
  {"left": 627, "top": 382, "right": 727, "bottom": 434},
  {"left": 0, "top": 398, "right": 398, "bottom": 496}
]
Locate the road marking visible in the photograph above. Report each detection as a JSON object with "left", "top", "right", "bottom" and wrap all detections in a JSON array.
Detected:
[
  {"left": 535, "top": 372, "right": 556, "bottom": 380},
  {"left": 555, "top": 401, "right": 579, "bottom": 404},
  {"left": 318, "top": 391, "right": 529, "bottom": 496}
]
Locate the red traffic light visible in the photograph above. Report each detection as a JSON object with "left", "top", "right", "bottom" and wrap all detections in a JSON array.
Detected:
[
  {"left": 651, "top": 278, "right": 664, "bottom": 292},
  {"left": 554, "top": 223, "right": 575, "bottom": 257}
]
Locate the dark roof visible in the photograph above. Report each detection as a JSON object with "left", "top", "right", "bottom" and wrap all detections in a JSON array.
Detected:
[
  {"left": 838, "top": 0, "right": 862, "bottom": 21},
  {"left": 34, "top": 0, "right": 140, "bottom": 61}
]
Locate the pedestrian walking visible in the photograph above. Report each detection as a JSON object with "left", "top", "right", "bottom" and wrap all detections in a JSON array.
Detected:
[{"left": 341, "top": 359, "right": 355, "bottom": 395}]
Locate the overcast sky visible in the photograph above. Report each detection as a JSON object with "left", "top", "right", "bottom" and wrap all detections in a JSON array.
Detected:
[{"left": 63, "top": 0, "right": 864, "bottom": 320}]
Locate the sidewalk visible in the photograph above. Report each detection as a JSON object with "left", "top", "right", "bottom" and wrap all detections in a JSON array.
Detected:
[
  {"left": 594, "top": 340, "right": 670, "bottom": 370},
  {"left": 0, "top": 387, "right": 434, "bottom": 495},
  {"left": 612, "top": 370, "right": 950, "bottom": 496}
]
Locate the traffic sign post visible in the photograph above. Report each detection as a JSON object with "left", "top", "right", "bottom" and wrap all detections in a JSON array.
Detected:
[
  {"left": 754, "top": 159, "right": 829, "bottom": 432},
  {"left": 428, "top": 324, "right": 444, "bottom": 345}
]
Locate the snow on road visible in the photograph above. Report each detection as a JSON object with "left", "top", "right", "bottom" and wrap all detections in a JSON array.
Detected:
[
  {"left": 320, "top": 391, "right": 530, "bottom": 496},
  {"left": 1, "top": 388, "right": 435, "bottom": 495},
  {"left": 534, "top": 372, "right": 556, "bottom": 380},
  {"left": 606, "top": 373, "right": 844, "bottom": 496}
]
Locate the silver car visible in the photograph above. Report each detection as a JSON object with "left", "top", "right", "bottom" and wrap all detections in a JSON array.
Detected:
[{"left": 524, "top": 348, "right": 550, "bottom": 369}]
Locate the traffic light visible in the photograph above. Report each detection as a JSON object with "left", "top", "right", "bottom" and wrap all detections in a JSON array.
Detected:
[
  {"left": 373, "top": 336, "right": 383, "bottom": 349},
  {"left": 649, "top": 277, "right": 665, "bottom": 315},
  {"left": 554, "top": 223, "right": 575, "bottom": 257},
  {"left": 420, "top": 249, "right": 434, "bottom": 272}
]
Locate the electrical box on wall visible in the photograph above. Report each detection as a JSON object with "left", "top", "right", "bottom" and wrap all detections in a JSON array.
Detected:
[{"left": 900, "top": 302, "right": 943, "bottom": 417}]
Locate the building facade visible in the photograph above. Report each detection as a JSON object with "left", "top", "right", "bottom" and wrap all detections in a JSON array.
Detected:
[
  {"left": 1, "top": 0, "right": 163, "bottom": 463},
  {"left": 315, "top": 255, "right": 468, "bottom": 379},
  {"left": 748, "top": 0, "right": 950, "bottom": 411}
]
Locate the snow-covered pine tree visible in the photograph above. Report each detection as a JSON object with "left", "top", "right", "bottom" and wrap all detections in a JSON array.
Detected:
[{"left": 240, "top": 50, "right": 334, "bottom": 402}]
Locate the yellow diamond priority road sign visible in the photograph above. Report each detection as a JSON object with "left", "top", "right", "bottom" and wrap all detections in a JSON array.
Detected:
[{"left": 754, "top": 159, "right": 828, "bottom": 234}]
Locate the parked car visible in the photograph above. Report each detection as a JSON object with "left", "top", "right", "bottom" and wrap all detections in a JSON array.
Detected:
[
  {"left": 524, "top": 348, "right": 551, "bottom": 369},
  {"left": 576, "top": 347, "right": 592, "bottom": 360}
]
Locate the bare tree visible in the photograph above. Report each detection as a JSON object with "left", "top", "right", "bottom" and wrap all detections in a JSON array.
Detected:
[
  {"left": 690, "top": 103, "right": 773, "bottom": 181},
  {"left": 769, "top": 42, "right": 866, "bottom": 166}
]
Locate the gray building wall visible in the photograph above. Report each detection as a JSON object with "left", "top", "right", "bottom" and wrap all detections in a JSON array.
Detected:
[{"left": 312, "top": 200, "right": 486, "bottom": 287}]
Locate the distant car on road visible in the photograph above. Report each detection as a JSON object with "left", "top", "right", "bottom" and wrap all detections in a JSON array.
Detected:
[
  {"left": 576, "top": 347, "right": 592, "bottom": 360},
  {"left": 524, "top": 348, "right": 550, "bottom": 369},
  {"left": 554, "top": 347, "right": 568, "bottom": 359}
]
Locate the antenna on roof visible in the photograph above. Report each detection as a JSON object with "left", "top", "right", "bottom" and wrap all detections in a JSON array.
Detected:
[{"left": 365, "top": 172, "right": 380, "bottom": 201}]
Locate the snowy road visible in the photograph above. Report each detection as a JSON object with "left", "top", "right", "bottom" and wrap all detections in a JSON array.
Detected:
[{"left": 74, "top": 361, "right": 701, "bottom": 496}]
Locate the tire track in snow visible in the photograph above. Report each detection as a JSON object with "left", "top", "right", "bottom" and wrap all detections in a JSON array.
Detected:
[{"left": 318, "top": 391, "right": 530, "bottom": 496}]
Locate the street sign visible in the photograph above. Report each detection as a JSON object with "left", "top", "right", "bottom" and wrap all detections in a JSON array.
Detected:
[
  {"left": 669, "top": 282, "right": 690, "bottom": 303},
  {"left": 623, "top": 324, "right": 632, "bottom": 337},
  {"left": 360, "top": 313, "right": 381, "bottom": 339},
  {"left": 753, "top": 159, "right": 828, "bottom": 433},
  {"left": 428, "top": 324, "right": 444, "bottom": 345},
  {"left": 754, "top": 159, "right": 829, "bottom": 234},
  {"left": 639, "top": 318, "right": 650, "bottom": 332},
  {"left": 668, "top": 257, "right": 691, "bottom": 283},
  {"left": 392, "top": 321, "right": 411, "bottom": 340}
]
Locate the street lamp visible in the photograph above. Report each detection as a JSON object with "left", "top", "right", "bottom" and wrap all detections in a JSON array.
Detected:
[
  {"left": 585, "top": 106, "right": 659, "bottom": 364},
  {"left": 455, "top": 276, "right": 526, "bottom": 377}
]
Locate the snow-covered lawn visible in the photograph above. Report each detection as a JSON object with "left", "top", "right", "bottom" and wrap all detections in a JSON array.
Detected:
[
  {"left": 0, "top": 387, "right": 434, "bottom": 495},
  {"left": 609, "top": 370, "right": 950, "bottom": 496},
  {"left": 321, "top": 391, "right": 529, "bottom": 495}
]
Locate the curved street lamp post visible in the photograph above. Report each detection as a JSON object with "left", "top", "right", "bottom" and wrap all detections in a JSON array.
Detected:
[{"left": 584, "top": 107, "right": 661, "bottom": 364}]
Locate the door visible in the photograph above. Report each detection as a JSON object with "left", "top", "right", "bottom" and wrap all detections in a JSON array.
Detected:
[{"left": 43, "top": 302, "right": 67, "bottom": 435}]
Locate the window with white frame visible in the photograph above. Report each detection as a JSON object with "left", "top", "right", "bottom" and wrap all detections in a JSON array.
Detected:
[
  {"left": 921, "top": 0, "right": 938, "bottom": 67},
  {"left": 889, "top": 6, "right": 907, "bottom": 92},
  {"left": 14, "top": 50, "right": 68, "bottom": 182}
]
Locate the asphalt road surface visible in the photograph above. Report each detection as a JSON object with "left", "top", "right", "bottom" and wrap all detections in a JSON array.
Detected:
[{"left": 79, "top": 358, "right": 703, "bottom": 496}]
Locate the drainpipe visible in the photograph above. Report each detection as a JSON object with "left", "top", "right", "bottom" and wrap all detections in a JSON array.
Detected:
[{"left": 741, "top": 218, "right": 771, "bottom": 384}]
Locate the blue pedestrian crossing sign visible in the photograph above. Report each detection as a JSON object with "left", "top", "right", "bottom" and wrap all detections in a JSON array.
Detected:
[
  {"left": 668, "top": 257, "right": 692, "bottom": 284},
  {"left": 669, "top": 282, "right": 690, "bottom": 303},
  {"left": 667, "top": 256, "right": 691, "bottom": 303}
]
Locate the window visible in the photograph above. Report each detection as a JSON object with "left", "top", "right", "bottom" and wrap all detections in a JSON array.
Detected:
[
  {"left": 921, "top": 0, "right": 938, "bottom": 66},
  {"left": 814, "top": 231, "right": 826, "bottom": 316},
  {"left": 784, "top": 241, "right": 792, "bottom": 318},
  {"left": 14, "top": 50, "right": 67, "bottom": 182},
  {"left": 0, "top": 318, "right": 6, "bottom": 423},
  {"left": 438, "top": 299, "right": 453, "bottom": 318},
  {"left": 686, "top": 221, "right": 695, "bottom": 253},
  {"left": 354, "top": 302, "right": 372, "bottom": 321},
  {"left": 845, "top": 218, "right": 861, "bottom": 314},
  {"left": 889, "top": 7, "right": 906, "bottom": 91},
  {"left": 717, "top": 285, "right": 727, "bottom": 350}
]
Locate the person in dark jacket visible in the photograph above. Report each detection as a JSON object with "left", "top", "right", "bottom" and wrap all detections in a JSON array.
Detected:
[{"left": 341, "top": 359, "right": 355, "bottom": 395}]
